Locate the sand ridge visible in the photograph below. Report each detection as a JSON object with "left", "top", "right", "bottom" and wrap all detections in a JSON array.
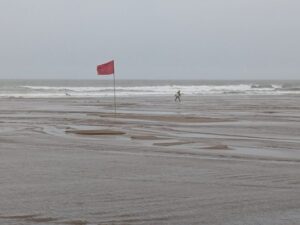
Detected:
[
  {"left": 98, "top": 112, "right": 232, "bottom": 123},
  {"left": 65, "top": 129, "right": 125, "bottom": 135}
]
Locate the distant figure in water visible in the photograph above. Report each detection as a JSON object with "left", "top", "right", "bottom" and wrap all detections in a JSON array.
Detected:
[{"left": 174, "top": 90, "right": 182, "bottom": 102}]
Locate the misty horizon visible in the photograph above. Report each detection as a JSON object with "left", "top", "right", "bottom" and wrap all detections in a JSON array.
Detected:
[{"left": 1, "top": 0, "right": 300, "bottom": 79}]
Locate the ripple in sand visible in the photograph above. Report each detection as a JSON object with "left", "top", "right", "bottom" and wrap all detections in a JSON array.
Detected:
[
  {"left": 153, "top": 141, "right": 194, "bottom": 146},
  {"left": 201, "top": 144, "right": 231, "bottom": 150},
  {"left": 65, "top": 129, "right": 125, "bottom": 135},
  {"left": 0, "top": 214, "right": 59, "bottom": 223},
  {"left": 26, "top": 217, "right": 58, "bottom": 222},
  {"left": 131, "top": 135, "right": 170, "bottom": 140},
  {"left": 0, "top": 214, "right": 40, "bottom": 219},
  {"left": 61, "top": 220, "right": 88, "bottom": 225},
  {"left": 99, "top": 113, "right": 232, "bottom": 123}
]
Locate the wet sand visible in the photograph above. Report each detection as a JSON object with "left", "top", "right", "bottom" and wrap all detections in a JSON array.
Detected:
[{"left": 0, "top": 95, "right": 300, "bottom": 225}]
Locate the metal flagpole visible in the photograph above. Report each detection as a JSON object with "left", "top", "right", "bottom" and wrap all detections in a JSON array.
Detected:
[{"left": 113, "top": 72, "right": 116, "bottom": 114}]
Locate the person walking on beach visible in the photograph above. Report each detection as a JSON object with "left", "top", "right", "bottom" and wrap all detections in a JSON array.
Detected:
[{"left": 175, "top": 90, "right": 182, "bottom": 102}]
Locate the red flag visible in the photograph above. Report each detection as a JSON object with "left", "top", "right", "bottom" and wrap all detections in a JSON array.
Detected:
[{"left": 97, "top": 60, "right": 114, "bottom": 75}]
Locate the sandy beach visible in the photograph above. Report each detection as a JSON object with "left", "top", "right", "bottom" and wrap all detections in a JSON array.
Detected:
[{"left": 0, "top": 94, "right": 300, "bottom": 225}]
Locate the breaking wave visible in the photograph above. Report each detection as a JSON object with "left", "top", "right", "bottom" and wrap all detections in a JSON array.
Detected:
[{"left": 0, "top": 81, "right": 300, "bottom": 98}]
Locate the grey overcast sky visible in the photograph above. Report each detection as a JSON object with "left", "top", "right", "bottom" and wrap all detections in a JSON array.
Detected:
[{"left": 0, "top": 0, "right": 299, "bottom": 79}]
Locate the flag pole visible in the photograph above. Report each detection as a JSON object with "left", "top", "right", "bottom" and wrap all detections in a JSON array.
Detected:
[{"left": 113, "top": 72, "right": 116, "bottom": 114}]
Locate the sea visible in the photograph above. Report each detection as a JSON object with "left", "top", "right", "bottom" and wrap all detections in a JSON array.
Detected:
[{"left": 0, "top": 79, "right": 300, "bottom": 98}]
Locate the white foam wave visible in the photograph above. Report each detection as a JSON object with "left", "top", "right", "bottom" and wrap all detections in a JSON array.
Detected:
[
  {"left": 0, "top": 84, "right": 298, "bottom": 98},
  {"left": 22, "top": 84, "right": 271, "bottom": 92}
]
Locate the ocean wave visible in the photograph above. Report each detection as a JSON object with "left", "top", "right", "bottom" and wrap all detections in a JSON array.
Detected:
[
  {"left": 22, "top": 84, "right": 260, "bottom": 92},
  {"left": 0, "top": 83, "right": 298, "bottom": 98},
  {"left": 251, "top": 84, "right": 281, "bottom": 89}
]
